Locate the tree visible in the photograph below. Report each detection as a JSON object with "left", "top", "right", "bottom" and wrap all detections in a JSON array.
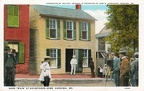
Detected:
[{"left": 105, "top": 5, "right": 138, "bottom": 57}]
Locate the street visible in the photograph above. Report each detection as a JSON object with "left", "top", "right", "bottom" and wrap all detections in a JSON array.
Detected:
[{"left": 15, "top": 78, "right": 116, "bottom": 87}]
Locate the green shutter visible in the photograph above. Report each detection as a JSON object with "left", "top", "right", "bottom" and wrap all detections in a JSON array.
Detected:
[
  {"left": 19, "top": 42, "right": 24, "bottom": 63},
  {"left": 88, "top": 23, "right": 91, "bottom": 41},
  {"left": 57, "top": 20, "right": 60, "bottom": 39},
  {"left": 88, "top": 49, "right": 91, "bottom": 67},
  {"left": 46, "top": 49, "right": 51, "bottom": 65},
  {"left": 46, "top": 49, "right": 50, "bottom": 56},
  {"left": 63, "top": 21, "right": 66, "bottom": 40},
  {"left": 73, "top": 22, "right": 76, "bottom": 40},
  {"left": 7, "top": 5, "right": 19, "bottom": 27},
  {"left": 46, "top": 19, "right": 50, "bottom": 39},
  {"left": 77, "top": 49, "right": 83, "bottom": 72},
  {"left": 79, "top": 22, "right": 82, "bottom": 40},
  {"left": 57, "top": 49, "right": 61, "bottom": 68}
]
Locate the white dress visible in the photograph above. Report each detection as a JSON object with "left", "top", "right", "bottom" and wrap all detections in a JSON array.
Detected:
[{"left": 39, "top": 61, "right": 52, "bottom": 81}]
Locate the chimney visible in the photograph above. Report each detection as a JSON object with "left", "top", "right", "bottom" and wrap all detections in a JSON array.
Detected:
[{"left": 76, "top": 4, "right": 81, "bottom": 10}]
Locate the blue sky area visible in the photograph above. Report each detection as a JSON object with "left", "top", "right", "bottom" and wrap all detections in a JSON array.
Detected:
[{"left": 48, "top": 4, "right": 108, "bottom": 11}]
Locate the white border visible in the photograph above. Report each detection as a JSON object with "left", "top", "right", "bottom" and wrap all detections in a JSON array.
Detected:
[{"left": 0, "top": 0, "right": 143, "bottom": 91}]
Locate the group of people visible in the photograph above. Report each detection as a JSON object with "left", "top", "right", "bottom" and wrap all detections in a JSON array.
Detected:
[
  {"left": 97, "top": 50, "right": 139, "bottom": 87},
  {"left": 4, "top": 46, "right": 17, "bottom": 86},
  {"left": 4, "top": 46, "right": 138, "bottom": 87},
  {"left": 109, "top": 50, "right": 139, "bottom": 87}
]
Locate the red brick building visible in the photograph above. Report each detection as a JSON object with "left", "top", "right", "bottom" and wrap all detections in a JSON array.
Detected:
[{"left": 4, "top": 5, "right": 29, "bottom": 74}]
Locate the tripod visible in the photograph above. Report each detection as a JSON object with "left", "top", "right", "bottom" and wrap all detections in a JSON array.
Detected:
[{"left": 103, "top": 66, "right": 112, "bottom": 86}]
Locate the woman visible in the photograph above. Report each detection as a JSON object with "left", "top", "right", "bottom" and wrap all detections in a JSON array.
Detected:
[{"left": 39, "top": 56, "right": 52, "bottom": 86}]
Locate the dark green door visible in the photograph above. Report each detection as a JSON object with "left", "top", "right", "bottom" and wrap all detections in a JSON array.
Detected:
[{"left": 76, "top": 49, "right": 83, "bottom": 73}]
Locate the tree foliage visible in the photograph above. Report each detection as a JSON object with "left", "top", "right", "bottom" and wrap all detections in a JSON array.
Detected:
[{"left": 105, "top": 5, "right": 138, "bottom": 57}]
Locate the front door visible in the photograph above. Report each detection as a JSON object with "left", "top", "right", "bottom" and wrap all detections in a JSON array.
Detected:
[{"left": 65, "top": 49, "right": 73, "bottom": 72}]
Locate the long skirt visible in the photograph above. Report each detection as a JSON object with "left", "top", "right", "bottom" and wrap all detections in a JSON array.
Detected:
[{"left": 41, "top": 76, "right": 50, "bottom": 86}]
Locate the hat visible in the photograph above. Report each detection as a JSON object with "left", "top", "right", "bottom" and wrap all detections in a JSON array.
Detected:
[
  {"left": 73, "top": 55, "right": 76, "bottom": 58},
  {"left": 44, "top": 56, "right": 51, "bottom": 61},
  {"left": 4, "top": 46, "right": 11, "bottom": 50},
  {"left": 118, "top": 50, "right": 127, "bottom": 55},
  {"left": 134, "top": 52, "right": 138, "bottom": 56},
  {"left": 134, "top": 52, "right": 138, "bottom": 58}
]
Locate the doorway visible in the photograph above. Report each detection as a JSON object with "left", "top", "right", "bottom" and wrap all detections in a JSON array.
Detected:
[
  {"left": 65, "top": 49, "right": 83, "bottom": 73},
  {"left": 65, "top": 49, "right": 73, "bottom": 72}
]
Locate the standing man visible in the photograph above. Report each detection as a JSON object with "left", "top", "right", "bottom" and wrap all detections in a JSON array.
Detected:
[
  {"left": 70, "top": 55, "right": 78, "bottom": 75},
  {"left": 89, "top": 58, "right": 95, "bottom": 78},
  {"left": 4, "top": 46, "right": 17, "bottom": 86},
  {"left": 130, "top": 52, "right": 139, "bottom": 86},
  {"left": 109, "top": 52, "right": 120, "bottom": 86},
  {"left": 119, "top": 50, "right": 130, "bottom": 86}
]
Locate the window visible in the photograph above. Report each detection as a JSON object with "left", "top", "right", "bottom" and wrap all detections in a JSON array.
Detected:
[
  {"left": 7, "top": 5, "right": 19, "bottom": 27},
  {"left": 82, "top": 49, "right": 88, "bottom": 67},
  {"left": 79, "top": 22, "right": 91, "bottom": 40},
  {"left": 7, "top": 42, "right": 24, "bottom": 64},
  {"left": 46, "top": 19, "right": 60, "bottom": 39},
  {"left": 66, "top": 21, "right": 73, "bottom": 39},
  {"left": 82, "top": 22, "right": 88, "bottom": 40},
  {"left": 63, "top": 21, "right": 76, "bottom": 40},
  {"left": 49, "top": 19, "right": 57, "bottom": 39},
  {"left": 46, "top": 49, "right": 61, "bottom": 68}
]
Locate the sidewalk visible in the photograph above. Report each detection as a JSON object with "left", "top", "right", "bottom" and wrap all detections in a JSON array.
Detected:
[{"left": 16, "top": 73, "right": 101, "bottom": 79}]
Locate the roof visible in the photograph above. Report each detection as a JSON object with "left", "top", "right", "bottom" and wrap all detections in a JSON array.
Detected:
[
  {"left": 32, "top": 5, "right": 96, "bottom": 20},
  {"left": 96, "top": 26, "right": 112, "bottom": 38},
  {"left": 96, "top": 32, "right": 110, "bottom": 38}
]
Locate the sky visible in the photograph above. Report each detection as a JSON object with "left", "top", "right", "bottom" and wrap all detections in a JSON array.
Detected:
[{"left": 48, "top": 4, "right": 109, "bottom": 34}]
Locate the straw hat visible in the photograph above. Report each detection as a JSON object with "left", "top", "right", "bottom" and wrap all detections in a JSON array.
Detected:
[{"left": 44, "top": 56, "right": 51, "bottom": 61}]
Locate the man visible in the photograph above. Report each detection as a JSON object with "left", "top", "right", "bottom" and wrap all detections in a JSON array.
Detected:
[
  {"left": 119, "top": 50, "right": 130, "bottom": 86},
  {"left": 130, "top": 52, "right": 139, "bottom": 86},
  {"left": 109, "top": 52, "right": 120, "bottom": 86},
  {"left": 70, "top": 55, "right": 78, "bottom": 75},
  {"left": 4, "top": 46, "right": 17, "bottom": 86},
  {"left": 89, "top": 58, "right": 95, "bottom": 78}
]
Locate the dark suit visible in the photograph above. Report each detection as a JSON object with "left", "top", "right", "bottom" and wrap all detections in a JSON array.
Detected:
[
  {"left": 4, "top": 52, "right": 16, "bottom": 86},
  {"left": 120, "top": 57, "right": 130, "bottom": 86},
  {"left": 130, "top": 58, "right": 138, "bottom": 86},
  {"left": 89, "top": 60, "right": 95, "bottom": 78}
]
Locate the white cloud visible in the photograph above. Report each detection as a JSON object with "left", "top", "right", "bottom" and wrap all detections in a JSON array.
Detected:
[{"left": 84, "top": 10, "right": 108, "bottom": 34}]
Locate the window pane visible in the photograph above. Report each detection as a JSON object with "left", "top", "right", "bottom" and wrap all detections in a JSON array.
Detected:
[
  {"left": 67, "top": 30, "right": 72, "bottom": 39},
  {"left": 49, "top": 49, "right": 57, "bottom": 68},
  {"left": 50, "top": 20, "right": 56, "bottom": 29},
  {"left": 50, "top": 58, "right": 57, "bottom": 67},
  {"left": 50, "top": 29, "right": 56, "bottom": 38},
  {"left": 82, "top": 49, "right": 88, "bottom": 67},
  {"left": 82, "top": 31, "right": 87, "bottom": 39},
  {"left": 83, "top": 58, "right": 88, "bottom": 67}
]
